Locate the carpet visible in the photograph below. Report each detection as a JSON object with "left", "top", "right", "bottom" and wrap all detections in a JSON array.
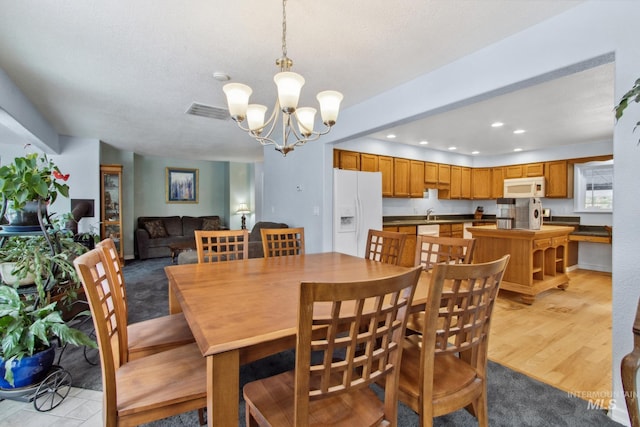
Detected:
[{"left": 61, "top": 257, "right": 622, "bottom": 426}]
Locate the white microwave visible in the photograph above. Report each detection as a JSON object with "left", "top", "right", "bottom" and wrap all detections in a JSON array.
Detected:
[{"left": 503, "top": 176, "right": 545, "bottom": 198}]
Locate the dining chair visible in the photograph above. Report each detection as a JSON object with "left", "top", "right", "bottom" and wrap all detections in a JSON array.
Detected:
[
  {"left": 365, "top": 229, "right": 407, "bottom": 266},
  {"left": 96, "top": 238, "right": 195, "bottom": 361},
  {"left": 414, "top": 234, "right": 476, "bottom": 271},
  {"left": 391, "top": 255, "right": 510, "bottom": 427},
  {"left": 622, "top": 296, "right": 640, "bottom": 427},
  {"left": 194, "top": 229, "right": 249, "bottom": 263},
  {"left": 260, "top": 227, "right": 305, "bottom": 257},
  {"left": 73, "top": 248, "right": 206, "bottom": 426},
  {"left": 243, "top": 265, "right": 422, "bottom": 427},
  {"left": 407, "top": 235, "right": 476, "bottom": 334}
]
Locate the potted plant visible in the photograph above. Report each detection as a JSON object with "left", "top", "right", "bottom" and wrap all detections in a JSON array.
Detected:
[
  {"left": 0, "top": 150, "right": 95, "bottom": 388},
  {"left": 0, "top": 285, "right": 95, "bottom": 388},
  {"left": 0, "top": 151, "right": 69, "bottom": 227}
]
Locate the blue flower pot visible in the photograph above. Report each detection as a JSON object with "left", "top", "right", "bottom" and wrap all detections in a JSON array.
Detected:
[{"left": 0, "top": 346, "right": 55, "bottom": 389}]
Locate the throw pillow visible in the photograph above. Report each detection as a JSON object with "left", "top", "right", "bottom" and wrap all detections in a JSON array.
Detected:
[
  {"left": 202, "top": 218, "right": 220, "bottom": 231},
  {"left": 143, "top": 219, "right": 168, "bottom": 238}
]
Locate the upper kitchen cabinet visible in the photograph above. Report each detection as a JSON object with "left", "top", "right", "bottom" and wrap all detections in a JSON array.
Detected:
[
  {"left": 525, "top": 163, "right": 545, "bottom": 177},
  {"left": 444, "top": 166, "right": 470, "bottom": 199},
  {"left": 393, "top": 158, "right": 411, "bottom": 197},
  {"left": 491, "top": 167, "right": 504, "bottom": 198},
  {"left": 360, "top": 153, "right": 379, "bottom": 172},
  {"left": 461, "top": 167, "right": 471, "bottom": 198},
  {"left": 424, "top": 162, "right": 438, "bottom": 186},
  {"left": 410, "top": 160, "right": 425, "bottom": 197},
  {"left": 339, "top": 150, "right": 360, "bottom": 170},
  {"left": 378, "top": 156, "right": 394, "bottom": 197},
  {"left": 504, "top": 165, "right": 523, "bottom": 179},
  {"left": 545, "top": 160, "right": 574, "bottom": 198},
  {"left": 438, "top": 164, "right": 451, "bottom": 186},
  {"left": 472, "top": 168, "right": 492, "bottom": 199}
]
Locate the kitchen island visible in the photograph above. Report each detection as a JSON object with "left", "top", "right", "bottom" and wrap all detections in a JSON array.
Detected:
[{"left": 466, "top": 224, "right": 574, "bottom": 304}]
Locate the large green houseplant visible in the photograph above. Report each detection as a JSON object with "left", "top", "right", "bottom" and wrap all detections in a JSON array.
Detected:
[
  {"left": 0, "top": 285, "right": 95, "bottom": 387},
  {"left": 0, "top": 151, "right": 95, "bottom": 387},
  {"left": 0, "top": 151, "right": 69, "bottom": 211}
]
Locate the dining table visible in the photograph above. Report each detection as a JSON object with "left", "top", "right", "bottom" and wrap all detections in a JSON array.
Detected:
[{"left": 165, "top": 251, "right": 430, "bottom": 426}]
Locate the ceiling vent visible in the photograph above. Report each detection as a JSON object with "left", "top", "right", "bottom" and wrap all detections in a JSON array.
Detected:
[{"left": 185, "top": 103, "right": 230, "bottom": 120}]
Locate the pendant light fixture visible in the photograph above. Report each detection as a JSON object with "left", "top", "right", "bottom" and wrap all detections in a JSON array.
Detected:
[{"left": 222, "top": 0, "right": 343, "bottom": 156}]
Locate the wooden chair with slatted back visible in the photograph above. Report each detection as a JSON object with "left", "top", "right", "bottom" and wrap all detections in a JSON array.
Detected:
[
  {"left": 73, "top": 248, "right": 206, "bottom": 427},
  {"left": 260, "top": 227, "right": 305, "bottom": 257},
  {"left": 622, "top": 296, "right": 640, "bottom": 427},
  {"left": 365, "top": 229, "right": 407, "bottom": 266},
  {"left": 194, "top": 229, "right": 249, "bottom": 263},
  {"left": 414, "top": 234, "right": 476, "bottom": 271},
  {"left": 96, "top": 238, "right": 195, "bottom": 361},
  {"left": 393, "top": 255, "right": 510, "bottom": 427},
  {"left": 243, "top": 265, "right": 422, "bottom": 427},
  {"left": 407, "top": 235, "right": 476, "bottom": 334}
]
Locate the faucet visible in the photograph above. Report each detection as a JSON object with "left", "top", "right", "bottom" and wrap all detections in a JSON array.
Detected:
[{"left": 426, "top": 208, "right": 434, "bottom": 221}]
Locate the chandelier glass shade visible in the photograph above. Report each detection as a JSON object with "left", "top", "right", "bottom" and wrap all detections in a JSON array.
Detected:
[{"left": 222, "top": 0, "right": 343, "bottom": 156}]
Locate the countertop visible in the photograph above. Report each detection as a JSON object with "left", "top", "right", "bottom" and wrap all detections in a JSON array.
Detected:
[{"left": 382, "top": 214, "right": 611, "bottom": 241}]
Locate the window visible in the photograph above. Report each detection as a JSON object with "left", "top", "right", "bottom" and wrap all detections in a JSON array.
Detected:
[{"left": 574, "top": 160, "right": 613, "bottom": 212}]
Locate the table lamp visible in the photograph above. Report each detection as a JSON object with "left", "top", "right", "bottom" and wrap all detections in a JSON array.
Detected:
[{"left": 236, "top": 203, "right": 251, "bottom": 230}]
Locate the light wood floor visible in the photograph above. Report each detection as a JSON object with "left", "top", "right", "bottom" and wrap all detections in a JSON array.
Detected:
[{"left": 489, "top": 268, "right": 612, "bottom": 406}]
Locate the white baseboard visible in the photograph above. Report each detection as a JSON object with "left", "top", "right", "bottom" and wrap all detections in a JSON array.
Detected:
[{"left": 572, "top": 263, "right": 612, "bottom": 273}]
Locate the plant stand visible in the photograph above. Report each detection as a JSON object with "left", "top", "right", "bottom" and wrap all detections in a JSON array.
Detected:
[{"left": 0, "top": 365, "right": 72, "bottom": 412}]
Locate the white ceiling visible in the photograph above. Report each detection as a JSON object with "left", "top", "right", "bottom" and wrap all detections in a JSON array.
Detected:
[{"left": 0, "top": 0, "right": 610, "bottom": 163}]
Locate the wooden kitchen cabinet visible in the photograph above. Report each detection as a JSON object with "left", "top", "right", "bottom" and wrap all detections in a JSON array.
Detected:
[
  {"left": 472, "top": 168, "right": 492, "bottom": 199},
  {"left": 525, "top": 163, "right": 545, "bottom": 177},
  {"left": 424, "top": 162, "right": 438, "bottom": 185},
  {"left": 545, "top": 160, "right": 573, "bottom": 198},
  {"left": 461, "top": 167, "right": 471, "bottom": 199},
  {"left": 378, "top": 156, "right": 394, "bottom": 197},
  {"left": 439, "top": 223, "right": 464, "bottom": 238},
  {"left": 449, "top": 166, "right": 461, "bottom": 198},
  {"left": 339, "top": 150, "right": 360, "bottom": 170},
  {"left": 360, "top": 153, "right": 378, "bottom": 172},
  {"left": 504, "top": 165, "right": 523, "bottom": 179},
  {"left": 393, "top": 158, "right": 411, "bottom": 197},
  {"left": 410, "top": 160, "right": 425, "bottom": 197},
  {"left": 438, "top": 164, "right": 451, "bottom": 186},
  {"left": 491, "top": 167, "right": 504, "bottom": 198},
  {"left": 384, "top": 225, "right": 417, "bottom": 267}
]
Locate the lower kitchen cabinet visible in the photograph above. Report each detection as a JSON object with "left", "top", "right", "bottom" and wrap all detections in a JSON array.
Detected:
[{"left": 383, "top": 225, "right": 417, "bottom": 267}]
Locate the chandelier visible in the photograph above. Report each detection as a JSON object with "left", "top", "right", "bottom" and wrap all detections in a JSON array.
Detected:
[{"left": 222, "top": 0, "right": 343, "bottom": 156}]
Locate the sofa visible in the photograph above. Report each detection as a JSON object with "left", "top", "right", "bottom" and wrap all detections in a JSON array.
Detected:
[
  {"left": 176, "top": 221, "right": 289, "bottom": 264},
  {"left": 135, "top": 215, "right": 225, "bottom": 259}
]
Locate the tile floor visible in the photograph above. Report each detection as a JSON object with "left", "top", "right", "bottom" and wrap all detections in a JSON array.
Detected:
[{"left": 0, "top": 387, "right": 103, "bottom": 427}]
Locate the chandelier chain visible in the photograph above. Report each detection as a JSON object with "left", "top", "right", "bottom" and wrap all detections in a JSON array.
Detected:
[{"left": 281, "top": 0, "right": 287, "bottom": 58}]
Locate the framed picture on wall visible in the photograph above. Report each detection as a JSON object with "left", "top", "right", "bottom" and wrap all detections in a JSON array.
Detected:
[{"left": 166, "top": 167, "right": 199, "bottom": 203}]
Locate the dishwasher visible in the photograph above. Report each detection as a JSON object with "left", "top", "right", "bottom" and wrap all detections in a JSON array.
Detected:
[{"left": 417, "top": 224, "right": 439, "bottom": 236}]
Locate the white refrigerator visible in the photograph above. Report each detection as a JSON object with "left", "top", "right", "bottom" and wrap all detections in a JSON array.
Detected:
[{"left": 333, "top": 169, "right": 383, "bottom": 257}]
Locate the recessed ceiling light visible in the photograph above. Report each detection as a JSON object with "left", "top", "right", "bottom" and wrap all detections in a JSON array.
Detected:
[
  {"left": 386, "top": 134, "right": 396, "bottom": 139},
  {"left": 491, "top": 122, "right": 504, "bottom": 128},
  {"left": 448, "top": 146, "right": 457, "bottom": 151},
  {"left": 419, "top": 140, "right": 428, "bottom": 145},
  {"left": 472, "top": 151, "right": 480, "bottom": 155},
  {"left": 513, "top": 148, "right": 523, "bottom": 152},
  {"left": 513, "top": 129, "right": 526, "bottom": 134}
]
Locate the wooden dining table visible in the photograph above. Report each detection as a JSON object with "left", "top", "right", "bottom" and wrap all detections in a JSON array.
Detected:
[{"left": 165, "top": 252, "right": 430, "bottom": 426}]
